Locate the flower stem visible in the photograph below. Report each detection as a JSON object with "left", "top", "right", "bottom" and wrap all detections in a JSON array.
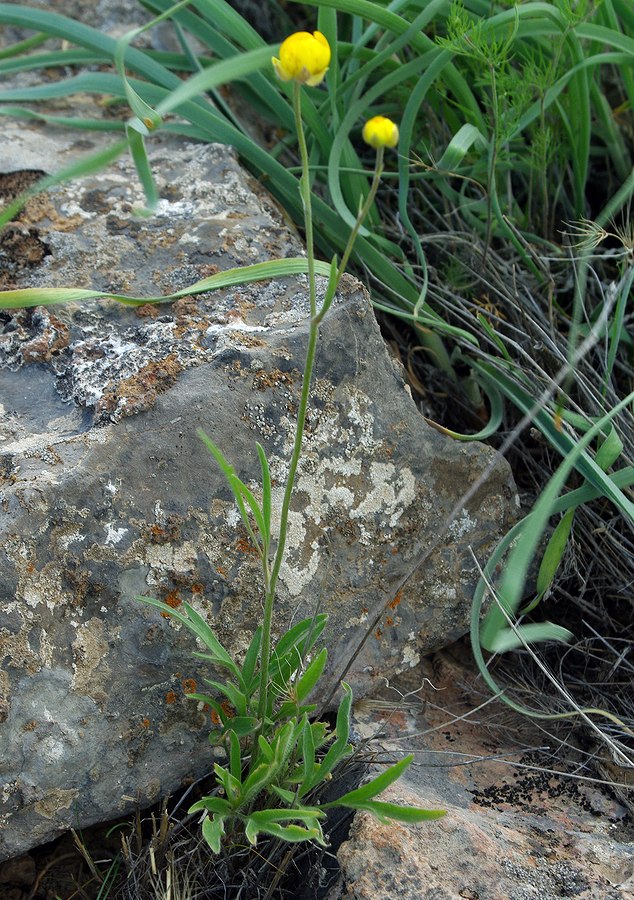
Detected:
[
  {"left": 255, "top": 97, "right": 386, "bottom": 727},
  {"left": 256, "top": 83, "right": 318, "bottom": 725}
]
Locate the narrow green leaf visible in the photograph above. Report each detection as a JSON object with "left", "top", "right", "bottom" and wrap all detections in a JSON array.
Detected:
[
  {"left": 155, "top": 45, "right": 273, "bottom": 117},
  {"left": 595, "top": 424, "right": 624, "bottom": 472},
  {"left": 241, "top": 761, "right": 275, "bottom": 806},
  {"left": 301, "top": 717, "right": 316, "bottom": 791},
  {"left": 0, "top": 258, "right": 333, "bottom": 310},
  {"left": 324, "top": 755, "right": 413, "bottom": 808},
  {"left": 214, "top": 763, "right": 241, "bottom": 804},
  {"left": 435, "top": 123, "right": 488, "bottom": 171},
  {"left": 534, "top": 508, "right": 576, "bottom": 601},
  {"left": 228, "top": 730, "right": 242, "bottom": 781},
  {"left": 226, "top": 716, "right": 259, "bottom": 737},
  {"left": 274, "top": 700, "right": 317, "bottom": 721},
  {"left": 294, "top": 648, "right": 328, "bottom": 703},
  {"left": 272, "top": 615, "right": 328, "bottom": 661},
  {"left": 182, "top": 602, "right": 240, "bottom": 675},
  {"left": 487, "top": 622, "right": 574, "bottom": 654},
  {"left": 136, "top": 596, "right": 239, "bottom": 677},
  {"left": 257, "top": 734, "right": 274, "bottom": 764},
  {"left": 125, "top": 127, "right": 159, "bottom": 211},
  {"left": 188, "top": 796, "right": 232, "bottom": 816},
  {"left": 312, "top": 683, "right": 353, "bottom": 787},
  {"left": 244, "top": 807, "right": 325, "bottom": 844},
  {"left": 241, "top": 626, "right": 262, "bottom": 692},
  {"left": 228, "top": 473, "right": 267, "bottom": 548},
  {"left": 268, "top": 784, "right": 296, "bottom": 804},
  {"left": 245, "top": 817, "right": 324, "bottom": 846},
  {"left": 346, "top": 799, "right": 446, "bottom": 823},
  {"left": 203, "top": 678, "right": 248, "bottom": 717}
]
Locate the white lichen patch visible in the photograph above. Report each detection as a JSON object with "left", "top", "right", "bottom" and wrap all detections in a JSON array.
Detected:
[
  {"left": 144, "top": 540, "right": 198, "bottom": 573},
  {"left": 345, "top": 391, "right": 377, "bottom": 454},
  {"left": 104, "top": 523, "right": 128, "bottom": 546},
  {"left": 448, "top": 509, "right": 477, "bottom": 540},
  {"left": 59, "top": 529, "right": 86, "bottom": 551},
  {"left": 401, "top": 643, "right": 421, "bottom": 669},
  {"left": 20, "top": 568, "right": 64, "bottom": 611},
  {"left": 34, "top": 788, "right": 79, "bottom": 820},
  {"left": 346, "top": 611, "right": 370, "bottom": 628},
  {"left": 71, "top": 618, "right": 111, "bottom": 699},
  {"left": 349, "top": 462, "right": 416, "bottom": 527},
  {"left": 271, "top": 448, "right": 416, "bottom": 597}
]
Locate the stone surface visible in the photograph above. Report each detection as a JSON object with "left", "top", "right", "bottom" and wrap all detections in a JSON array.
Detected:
[
  {"left": 0, "top": 121, "right": 517, "bottom": 860},
  {"left": 328, "top": 649, "right": 634, "bottom": 900}
]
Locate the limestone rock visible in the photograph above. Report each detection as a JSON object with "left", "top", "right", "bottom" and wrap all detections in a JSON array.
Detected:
[
  {"left": 0, "top": 123, "right": 517, "bottom": 859},
  {"left": 329, "top": 654, "right": 634, "bottom": 900}
]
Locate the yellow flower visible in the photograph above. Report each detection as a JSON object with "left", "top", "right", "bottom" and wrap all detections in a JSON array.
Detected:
[
  {"left": 272, "top": 31, "right": 331, "bottom": 87},
  {"left": 362, "top": 116, "right": 399, "bottom": 149}
]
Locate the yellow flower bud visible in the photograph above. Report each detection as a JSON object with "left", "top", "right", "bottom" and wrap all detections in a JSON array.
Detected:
[
  {"left": 362, "top": 116, "right": 399, "bottom": 150},
  {"left": 272, "top": 31, "right": 331, "bottom": 87}
]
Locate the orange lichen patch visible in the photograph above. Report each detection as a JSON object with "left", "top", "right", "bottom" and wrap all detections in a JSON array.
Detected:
[
  {"left": 236, "top": 537, "right": 259, "bottom": 556},
  {"left": 191, "top": 583, "right": 204, "bottom": 595},
  {"left": 210, "top": 700, "right": 236, "bottom": 725},
  {"left": 388, "top": 590, "right": 403, "bottom": 611},
  {"left": 164, "top": 589, "right": 182, "bottom": 609},
  {"left": 171, "top": 296, "right": 203, "bottom": 322},
  {"left": 374, "top": 628, "right": 383, "bottom": 640},
  {"left": 135, "top": 303, "right": 160, "bottom": 319},
  {"left": 141, "top": 718, "right": 151, "bottom": 729},
  {"left": 19, "top": 308, "right": 71, "bottom": 363},
  {"left": 215, "top": 566, "right": 227, "bottom": 577},
  {"left": 252, "top": 367, "right": 294, "bottom": 392},
  {"left": 182, "top": 678, "right": 197, "bottom": 695},
  {"left": 385, "top": 615, "right": 394, "bottom": 627},
  {"left": 160, "top": 588, "right": 182, "bottom": 618},
  {"left": 165, "top": 691, "right": 177, "bottom": 705},
  {"left": 96, "top": 353, "right": 183, "bottom": 420},
  {"left": 221, "top": 700, "right": 235, "bottom": 719},
  {"left": 148, "top": 518, "right": 182, "bottom": 544}
]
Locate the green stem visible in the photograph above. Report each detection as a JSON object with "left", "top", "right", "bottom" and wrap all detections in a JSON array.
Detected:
[
  {"left": 255, "top": 100, "right": 387, "bottom": 728},
  {"left": 256, "top": 83, "right": 318, "bottom": 726},
  {"left": 316, "top": 148, "right": 385, "bottom": 323},
  {"left": 483, "top": 61, "right": 498, "bottom": 265},
  {"left": 293, "top": 81, "right": 317, "bottom": 319}
]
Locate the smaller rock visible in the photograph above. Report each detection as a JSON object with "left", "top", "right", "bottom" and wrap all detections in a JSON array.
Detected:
[{"left": 330, "top": 651, "right": 634, "bottom": 900}]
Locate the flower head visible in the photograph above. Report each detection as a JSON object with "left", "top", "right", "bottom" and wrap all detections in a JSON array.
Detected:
[
  {"left": 362, "top": 116, "right": 399, "bottom": 150},
  {"left": 272, "top": 31, "right": 331, "bottom": 87}
]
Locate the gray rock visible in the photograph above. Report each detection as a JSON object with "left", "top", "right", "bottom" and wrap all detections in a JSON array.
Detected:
[
  {"left": 328, "top": 659, "right": 634, "bottom": 900},
  {"left": 0, "top": 123, "right": 517, "bottom": 859}
]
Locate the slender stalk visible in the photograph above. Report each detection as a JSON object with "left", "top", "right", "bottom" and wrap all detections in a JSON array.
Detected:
[
  {"left": 256, "top": 99, "right": 387, "bottom": 727},
  {"left": 293, "top": 82, "right": 317, "bottom": 319},
  {"left": 483, "top": 61, "right": 498, "bottom": 265},
  {"left": 316, "top": 148, "right": 385, "bottom": 323},
  {"left": 256, "top": 83, "right": 319, "bottom": 725}
]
